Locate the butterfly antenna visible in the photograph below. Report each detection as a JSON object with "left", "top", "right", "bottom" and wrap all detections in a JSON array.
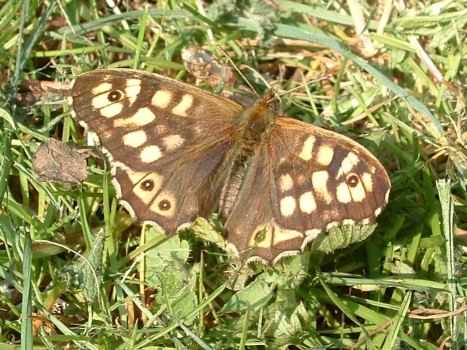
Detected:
[
  {"left": 216, "top": 46, "right": 261, "bottom": 97},
  {"left": 275, "top": 74, "right": 333, "bottom": 99}
]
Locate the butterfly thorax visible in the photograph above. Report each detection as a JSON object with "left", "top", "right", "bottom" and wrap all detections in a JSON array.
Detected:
[
  {"left": 218, "top": 99, "right": 276, "bottom": 218},
  {"left": 233, "top": 98, "right": 276, "bottom": 148}
]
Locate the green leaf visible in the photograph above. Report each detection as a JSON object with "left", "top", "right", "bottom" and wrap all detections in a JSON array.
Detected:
[
  {"left": 143, "top": 229, "right": 197, "bottom": 322},
  {"left": 222, "top": 274, "right": 275, "bottom": 313}
]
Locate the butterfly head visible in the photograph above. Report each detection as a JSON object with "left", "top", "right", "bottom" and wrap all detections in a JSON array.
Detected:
[{"left": 234, "top": 93, "right": 280, "bottom": 144}]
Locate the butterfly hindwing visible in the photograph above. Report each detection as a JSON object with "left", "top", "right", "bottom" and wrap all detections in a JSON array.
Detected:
[
  {"left": 270, "top": 118, "right": 390, "bottom": 227},
  {"left": 70, "top": 69, "right": 243, "bottom": 232},
  {"left": 224, "top": 117, "right": 390, "bottom": 263}
]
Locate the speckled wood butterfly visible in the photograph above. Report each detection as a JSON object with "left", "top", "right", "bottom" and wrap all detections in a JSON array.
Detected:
[{"left": 68, "top": 69, "right": 390, "bottom": 264}]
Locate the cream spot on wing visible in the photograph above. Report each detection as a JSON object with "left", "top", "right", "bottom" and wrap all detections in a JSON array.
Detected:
[
  {"left": 162, "top": 134, "right": 185, "bottom": 151},
  {"left": 113, "top": 107, "right": 156, "bottom": 128},
  {"left": 385, "top": 189, "right": 390, "bottom": 202},
  {"left": 299, "top": 135, "right": 315, "bottom": 161},
  {"left": 140, "top": 145, "right": 162, "bottom": 163},
  {"left": 171, "top": 94, "right": 194, "bottom": 116},
  {"left": 342, "top": 219, "right": 355, "bottom": 225},
  {"left": 125, "top": 79, "right": 141, "bottom": 105},
  {"left": 280, "top": 196, "right": 296, "bottom": 217},
  {"left": 100, "top": 102, "right": 124, "bottom": 118},
  {"left": 132, "top": 172, "right": 164, "bottom": 204},
  {"left": 374, "top": 207, "right": 382, "bottom": 216},
  {"left": 361, "top": 172, "right": 373, "bottom": 192},
  {"left": 311, "top": 171, "right": 332, "bottom": 204},
  {"left": 92, "top": 93, "right": 112, "bottom": 110},
  {"left": 361, "top": 218, "right": 371, "bottom": 225},
  {"left": 113, "top": 160, "right": 131, "bottom": 172},
  {"left": 349, "top": 179, "right": 366, "bottom": 202},
  {"left": 92, "top": 82, "right": 112, "bottom": 95},
  {"left": 150, "top": 191, "right": 176, "bottom": 217},
  {"left": 279, "top": 174, "right": 294, "bottom": 192},
  {"left": 299, "top": 191, "right": 316, "bottom": 214},
  {"left": 326, "top": 221, "right": 339, "bottom": 230},
  {"left": 302, "top": 229, "right": 321, "bottom": 250},
  {"left": 126, "top": 78, "right": 140, "bottom": 86},
  {"left": 273, "top": 229, "right": 303, "bottom": 245},
  {"left": 305, "top": 229, "right": 320, "bottom": 239},
  {"left": 316, "top": 144, "right": 334, "bottom": 166},
  {"left": 337, "top": 152, "right": 360, "bottom": 177},
  {"left": 249, "top": 226, "right": 273, "bottom": 249},
  {"left": 125, "top": 169, "right": 148, "bottom": 184},
  {"left": 152, "top": 90, "right": 173, "bottom": 109},
  {"left": 336, "top": 182, "right": 352, "bottom": 204},
  {"left": 123, "top": 130, "right": 147, "bottom": 148}
]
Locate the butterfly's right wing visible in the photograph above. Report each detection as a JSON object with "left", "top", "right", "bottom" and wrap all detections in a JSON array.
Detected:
[
  {"left": 70, "top": 69, "right": 243, "bottom": 232},
  {"left": 224, "top": 117, "right": 391, "bottom": 264}
]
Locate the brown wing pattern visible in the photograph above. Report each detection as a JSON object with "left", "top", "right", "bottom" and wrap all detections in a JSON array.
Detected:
[
  {"left": 70, "top": 69, "right": 243, "bottom": 232},
  {"left": 70, "top": 69, "right": 391, "bottom": 264},
  {"left": 225, "top": 117, "right": 390, "bottom": 263}
]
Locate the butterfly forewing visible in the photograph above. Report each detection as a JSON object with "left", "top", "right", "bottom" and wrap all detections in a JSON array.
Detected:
[
  {"left": 70, "top": 69, "right": 243, "bottom": 232},
  {"left": 224, "top": 117, "right": 390, "bottom": 263}
]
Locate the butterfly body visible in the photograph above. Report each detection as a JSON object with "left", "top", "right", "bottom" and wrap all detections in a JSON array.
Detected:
[{"left": 69, "top": 69, "right": 390, "bottom": 264}]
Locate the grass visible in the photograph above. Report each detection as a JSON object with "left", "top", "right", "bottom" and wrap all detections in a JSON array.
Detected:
[{"left": 0, "top": 0, "right": 466, "bottom": 349}]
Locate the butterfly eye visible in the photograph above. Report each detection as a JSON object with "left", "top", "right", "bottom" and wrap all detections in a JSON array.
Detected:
[
  {"left": 141, "top": 179, "right": 154, "bottom": 191},
  {"left": 346, "top": 173, "right": 360, "bottom": 187},
  {"left": 158, "top": 199, "right": 171, "bottom": 211},
  {"left": 108, "top": 90, "right": 123, "bottom": 102}
]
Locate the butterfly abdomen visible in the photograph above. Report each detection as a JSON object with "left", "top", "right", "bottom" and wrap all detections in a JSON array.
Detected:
[
  {"left": 218, "top": 164, "right": 246, "bottom": 218},
  {"left": 218, "top": 100, "right": 275, "bottom": 217}
]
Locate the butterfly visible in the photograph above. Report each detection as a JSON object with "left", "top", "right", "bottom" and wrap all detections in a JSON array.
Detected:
[{"left": 68, "top": 69, "right": 390, "bottom": 264}]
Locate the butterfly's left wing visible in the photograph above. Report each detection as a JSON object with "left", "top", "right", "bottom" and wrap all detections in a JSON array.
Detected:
[
  {"left": 69, "top": 69, "right": 243, "bottom": 233},
  {"left": 224, "top": 117, "right": 391, "bottom": 263}
]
